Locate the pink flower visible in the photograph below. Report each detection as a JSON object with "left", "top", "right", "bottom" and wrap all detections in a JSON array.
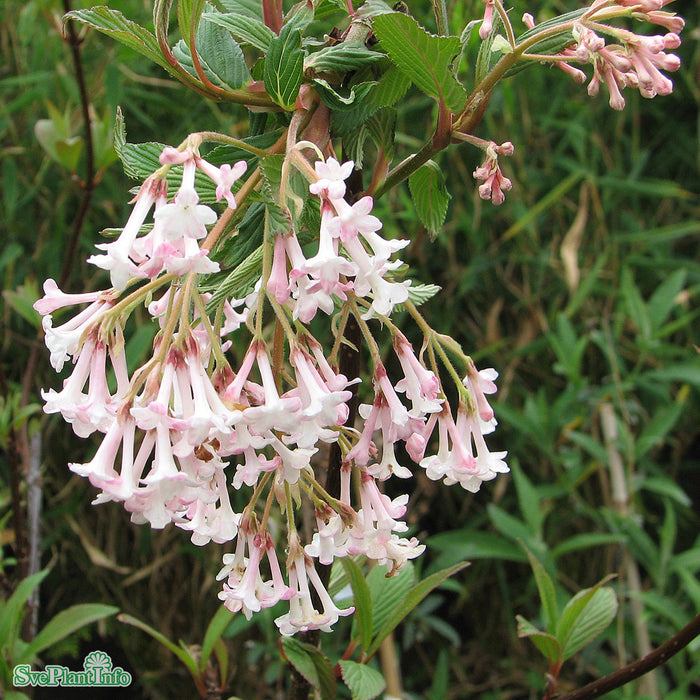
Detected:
[
  {"left": 88, "top": 177, "right": 164, "bottom": 290},
  {"left": 195, "top": 156, "right": 248, "bottom": 209},
  {"left": 309, "top": 157, "right": 354, "bottom": 199},
  {"left": 218, "top": 530, "right": 294, "bottom": 619},
  {"left": 275, "top": 549, "right": 353, "bottom": 636},
  {"left": 33, "top": 279, "right": 103, "bottom": 316},
  {"left": 473, "top": 142, "right": 514, "bottom": 205},
  {"left": 480, "top": 0, "right": 496, "bottom": 40}
]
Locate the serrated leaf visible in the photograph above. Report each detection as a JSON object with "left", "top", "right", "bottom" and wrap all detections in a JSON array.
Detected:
[
  {"left": 341, "top": 558, "right": 373, "bottom": 651},
  {"left": 173, "top": 36, "right": 248, "bottom": 92},
  {"left": 194, "top": 16, "right": 250, "bottom": 89},
  {"left": 558, "top": 586, "right": 618, "bottom": 660},
  {"left": 356, "top": 0, "right": 394, "bottom": 18},
  {"left": 65, "top": 7, "right": 171, "bottom": 72},
  {"left": 19, "top": 605, "right": 119, "bottom": 664},
  {"left": 202, "top": 11, "right": 275, "bottom": 51},
  {"left": 372, "top": 13, "right": 466, "bottom": 112},
  {"left": 280, "top": 637, "right": 336, "bottom": 699},
  {"left": 264, "top": 25, "right": 304, "bottom": 109},
  {"left": 366, "top": 64, "right": 411, "bottom": 106},
  {"left": 408, "top": 161, "right": 450, "bottom": 237},
  {"left": 205, "top": 245, "right": 263, "bottom": 306},
  {"left": 178, "top": 0, "right": 207, "bottom": 49},
  {"left": 305, "top": 41, "right": 382, "bottom": 73},
  {"left": 367, "top": 562, "right": 468, "bottom": 656},
  {"left": 366, "top": 107, "right": 395, "bottom": 161},
  {"left": 366, "top": 562, "right": 415, "bottom": 639},
  {"left": 339, "top": 660, "right": 386, "bottom": 700},
  {"left": 313, "top": 79, "right": 376, "bottom": 109},
  {"left": 516, "top": 615, "right": 563, "bottom": 660}
]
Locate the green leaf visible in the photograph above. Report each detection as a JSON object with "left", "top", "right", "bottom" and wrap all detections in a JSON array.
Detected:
[
  {"left": 264, "top": 25, "right": 304, "bottom": 110},
  {"left": 516, "top": 615, "right": 563, "bottom": 661},
  {"left": 639, "top": 475, "right": 691, "bottom": 507},
  {"left": 551, "top": 533, "right": 626, "bottom": 559},
  {"left": 202, "top": 11, "right": 275, "bottom": 51},
  {"left": 557, "top": 586, "right": 618, "bottom": 660},
  {"left": 635, "top": 403, "right": 683, "bottom": 460},
  {"left": 200, "top": 605, "right": 235, "bottom": 672},
  {"left": 521, "top": 544, "right": 558, "bottom": 635},
  {"left": 408, "top": 161, "right": 450, "bottom": 237},
  {"left": 306, "top": 41, "right": 383, "bottom": 74},
  {"left": 366, "top": 107, "right": 396, "bottom": 161},
  {"left": 642, "top": 362, "right": 700, "bottom": 388},
  {"left": 117, "top": 613, "right": 200, "bottom": 678},
  {"left": 65, "top": 7, "right": 171, "bottom": 71},
  {"left": 19, "top": 605, "right": 119, "bottom": 665},
  {"left": 194, "top": 15, "right": 250, "bottom": 89},
  {"left": 366, "top": 64, "right": 411, "bottom": 106},
  {"left": 4, "top": 283, "right": 42, "bottom": 327},
  {"left": 367, "top": 562, "right": 468, "bottom": 656},
  {"left": 173, "top": 33, "right": 249, "bottom": 92},
  {"left": 620, "top": 267, "right": 651, "bottom": 342},
  {"left": 428, "top": 530, "right": 527, "bottom": 571},
  {"left": 366, "top": 562, "right": 415, "bottom": 639},
  {"left": 177, "top": 0, "right": 207, "bottom": 48},
  {"left": 341, "top": 558, "right": 373, "bottom": 651},
  {"left": 313, "top": 79, "right": 376, "bottom": 110},
  {"left": 339, "top": 660, "right": 386, "bottom": 700},
  {"left": 648, "top": 268, "right": 686, "bottom": 335},
  {"left": 372, "top": 13, "right": 466, "bottom": 112},
  {"left": 0, "top": 570, "right": 48, "bottom": 651},
  {"left": 205, "top": 245, "right": 263, "bottom": 306},
  {"left": 280, "top": 637, "right": 336, "bottom": 699}
]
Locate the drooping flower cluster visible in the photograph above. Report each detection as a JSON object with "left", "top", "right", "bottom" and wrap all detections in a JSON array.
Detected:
[
  {"left": 36, "top": 143, "right": 509, "bottom": 636},
  {"left": 523, "top": 0, "right": 684, "bottom": 111}
]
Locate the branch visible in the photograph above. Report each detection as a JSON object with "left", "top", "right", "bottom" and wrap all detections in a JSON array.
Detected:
[{"left": 556, "top": 613, "right": 700, "bottom": 700}]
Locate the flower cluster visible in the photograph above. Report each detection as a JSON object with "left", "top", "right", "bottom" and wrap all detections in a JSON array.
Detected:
[
  {"left": 37, "top": 145, "right": 508, "bottom": 636},
  {"left": 528, "top": 0, "right": 685, "bottom": 110}
]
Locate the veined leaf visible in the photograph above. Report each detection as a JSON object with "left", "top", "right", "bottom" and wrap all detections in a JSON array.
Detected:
[
  {"left": 367, "top": 562, "right": 468, "bottom": 656},
  {"left": 372, "top": 13, "right": 466, "bottom": 112},
  {"left": 305, "top": 41, "right": 382, "bottom": 73},
  {"left": 194, "top": 17, "right": 250, "bottom": 89},
  {"left": 313, "top": 79, "right": 376, "bottom": 110},
  {"left": 408, "top": 161, "right": 450, "bottom": 237},
  {"left": 202, "top": 11, "right": 274, "bottom": 51},
  {"left": 516, "top": 615, "right": 563, "bottom": 661},
  {"left": 339, "top": 660, "right": 386, "bottom": 700},
  {"left": 65, "top": 7, "right": 171, "bottom": 72},
  {"left": 280, "top": 637, "right": 336, "bottom": 699},
  {"left": 557, "top": 586, "right": 618, "bottom": 660},
  {"left": 341, "top": 558, "right": 373, "bottom": 651},
  {"left": 264, "top": 24, "right": 304, "bottom": 110},
  {"left": 177, "top": 0, "right": 207, "bottom": 49}
]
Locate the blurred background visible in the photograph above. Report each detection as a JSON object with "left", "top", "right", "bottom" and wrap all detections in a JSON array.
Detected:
[{"left": 1, "top": 0, "right": 699, "bottom": 698}]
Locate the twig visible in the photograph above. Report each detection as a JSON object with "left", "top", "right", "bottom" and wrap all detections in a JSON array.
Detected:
[
  {"left": 556, "top": 613, "right": 700, "bottom": 700},
  {"left": 59, "top": 0, "right": 96, "bottom": 291}
]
